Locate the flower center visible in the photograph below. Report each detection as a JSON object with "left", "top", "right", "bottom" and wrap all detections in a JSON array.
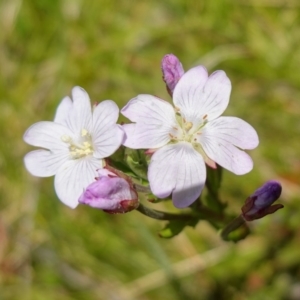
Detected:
[
  {"left": 61, "top": 129, "right": 93, "bottom": 159},
  {"left": 169, "top": 108, "right": 216, "bottom": 168},
  {"left": 170, "top": 110, "right": 207, "bottom": 144}
]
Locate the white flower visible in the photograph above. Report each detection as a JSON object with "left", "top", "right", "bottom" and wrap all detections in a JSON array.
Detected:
[
  {"left": 121, "top": 66, "right": 259, "bottom": 208},
  {"left": 23, "top": 87, "right": 124, "bottom": 208}
]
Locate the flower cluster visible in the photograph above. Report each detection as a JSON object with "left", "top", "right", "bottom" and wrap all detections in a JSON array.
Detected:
[{"left": 24, "top": 54, "right": 261, "bottom": 213}]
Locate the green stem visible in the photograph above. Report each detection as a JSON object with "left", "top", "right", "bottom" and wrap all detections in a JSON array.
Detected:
[
  {"left": 134, "top": 183, "right": 151, "bottom": 193},
  {"left": 205, "top": 182, "right": 224, "bottom": 213},
  {"left": 196, "top": 205, "right": 228, "bottom": 223},
  {"left": 221, "top": 215, "right": 245, "bottom": 240},
  {"left": 136, "top": 203, "right": 192, "bottom": 221},
  {"left": 136, "top": 202, "right": 227, "bottom": 223}
]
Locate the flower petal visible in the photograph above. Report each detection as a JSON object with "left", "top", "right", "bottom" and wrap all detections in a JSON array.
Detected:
[
  {"left": 54, "top": 96, "right": 73, "bottom": 125},
  {"left": 65, "top": 86, "right": 93, "bottom": 135},
  {"left": 200, "top": 116, "right": 259, "bottom": 150},
  {"left": 92, "top": 100, "right": 124, "bottom": 158},
  {"left": 121, "top": 124, "right": 135, "bottom": 146},
  {"left": 121, "top": 123, "right": 169, "bottom": 149},
  {"left": 148, "top": 142, "right": 206, "bottom": 208},
  {"left": 121, "top": 94, "right": 177, "bottom": 149},
  {"left": 173, "top": 66, "right": 208, "bottom": 120},
  {"left": 24, "top": 149, "right": 69, "bottom": 177},
  {"left": 173, "top": 66, "right": 231, "bottom": 124},
  {"left": 54, "top": 156, "right": 103, "bottom": 208},
  {"left": 198, "top": 123, "right": 255, "bottom": 175},
  {"left": 23, "top": 121, "right": 75, "bottom": 152}
]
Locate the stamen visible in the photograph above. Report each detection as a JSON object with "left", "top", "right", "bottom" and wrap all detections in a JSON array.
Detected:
[
  {"left": 81, "top": 129, "right": 89, "bottom": 136},
  {"left": 184, "top": 122, "right": 193, "bottom": 132},
  {"left": 61, "top": 130, "right": 93, "bottom": 159},
  {"left": 61, "top": 135, "right": 72, "bottom": 143}
]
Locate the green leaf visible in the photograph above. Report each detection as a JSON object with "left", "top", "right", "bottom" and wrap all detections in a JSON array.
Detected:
[
  {"left": 107, "top": 146, "right": 133, "bottom": 174},
  {"left": 158, "top": 219, "right": 198, "bottom": 238},
  {"left": 125, "top": 148, "right": 148, "bottom": 180}
]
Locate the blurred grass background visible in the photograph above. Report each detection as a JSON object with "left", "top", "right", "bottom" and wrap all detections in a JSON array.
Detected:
[{"left": 0, "top": 0, "right": 300, "bottom": 299}]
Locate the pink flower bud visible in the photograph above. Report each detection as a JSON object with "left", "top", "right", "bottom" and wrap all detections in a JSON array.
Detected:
[
  {"left": 78, "top": 168, "right": 138, "bottom": 214},
  {"left": 241, "top": 180, "right": 283, "bottom": 221},
  {"left": 161, "top": 54, "right": 184, "bottom": 96}
]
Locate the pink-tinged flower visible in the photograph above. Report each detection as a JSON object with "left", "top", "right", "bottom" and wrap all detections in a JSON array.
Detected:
[
  {"left": 79, "top": 168, "right": 138, "bottom": 213},
  {"left": 161, "top": 54, "right": 184, "bottom": 95},
  {"left": 23, "top": 87, "right": 124, "bottom": 208},
  {"left": 121, "top": 65, "right": 259, "bottom": 208},
  {"left": 242, "top": 180, "right": 283, "bottom": 221}
]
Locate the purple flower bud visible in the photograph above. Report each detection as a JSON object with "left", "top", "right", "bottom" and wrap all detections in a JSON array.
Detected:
[
  {"left": 79, "top": 168, "right": 138, "bottom": 214},
  {"left": 241, "top": 180, "right": 283, "bottom": 221},
  {"left": 161, "top": 54, "right": 184, "bottom": 96}
]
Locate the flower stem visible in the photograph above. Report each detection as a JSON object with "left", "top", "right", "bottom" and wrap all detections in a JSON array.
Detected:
[
  {"left": 136, "top": 203, "right": 193, "bottom": 221},
  {"left": 135, "top": 202, "right": 227, "bottom": 224},
  {"left": 220, "top": 215, "right": 245, "bottom": 240},
  {"left": 134, "top": 184, "right": 151, "bottom": 193}
]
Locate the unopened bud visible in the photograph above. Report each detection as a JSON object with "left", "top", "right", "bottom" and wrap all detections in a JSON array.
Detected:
[
  {"left": 241, "top": 180, "right": 283, "bottom": 221},
  {"left": 79, "top": 168, "right": 138, "bottom": 214},
  {"left": 161, "top": 54, "right": 184, "bottom": 96}
]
